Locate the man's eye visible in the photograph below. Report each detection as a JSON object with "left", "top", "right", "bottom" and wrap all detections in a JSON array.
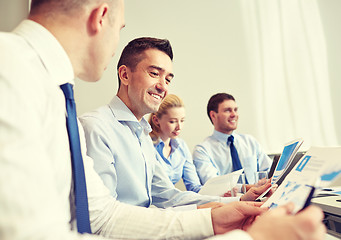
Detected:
[{"left": 150, "top": 72, "right": 158, "bottom": 77}]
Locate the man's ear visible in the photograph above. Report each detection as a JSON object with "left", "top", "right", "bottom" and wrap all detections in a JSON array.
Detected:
[
  {"left": 209, "top": 110, "right": 216, "bottom": 123},
  {"left": 118, "top": 65, "right": 129, "bottom": 86},
  {"left": 88, "top": 3, "right": 109, "bottom": 34}
]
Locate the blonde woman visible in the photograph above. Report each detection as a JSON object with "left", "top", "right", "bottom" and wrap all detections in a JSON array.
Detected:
[{"left": 149, "top": 94, "right": 203, "bottom": 193}]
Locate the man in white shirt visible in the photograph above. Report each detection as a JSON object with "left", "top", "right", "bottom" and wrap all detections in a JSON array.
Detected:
[{"left": 0, "top": 0, "right": 325, "bottom": 240}]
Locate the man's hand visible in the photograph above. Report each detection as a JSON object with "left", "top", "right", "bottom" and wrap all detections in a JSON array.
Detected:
[
  {"left": 240, "top": 182, "right": 272, "bottom": 201},
  {"left": 211, "top": 201, "right": 266, "bottom": 234},
  {"left": 255, "top": 177, "right": 268, "bottom": 187},
  {"left": 245, "top": 178, "right": 271, "bottom": 192},
  {"left": 247, "top": 203, "right": 326, "bottom": 240},
  {"left": 223, "top": 187, "right": 238, "bottom": 197}
]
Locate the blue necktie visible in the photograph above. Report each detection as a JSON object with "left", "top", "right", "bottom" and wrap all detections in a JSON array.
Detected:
[
  {"left": 60, "top": 83, "right": 91, "bottom": 234},
  {"left": 228, "top": 135, "right": 248, "bottom": 184}
]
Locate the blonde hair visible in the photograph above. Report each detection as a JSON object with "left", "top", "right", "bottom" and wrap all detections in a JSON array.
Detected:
[{"left": 148, "top": 94, "right": 185, "bottom": 140}]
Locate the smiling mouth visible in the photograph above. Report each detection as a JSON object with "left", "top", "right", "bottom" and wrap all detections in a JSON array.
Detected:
[{"left": 149, "top": 92, "right": 163, "bottom": 100}]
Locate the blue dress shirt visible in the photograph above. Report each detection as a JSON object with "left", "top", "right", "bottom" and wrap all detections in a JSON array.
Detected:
[
  {"left": 80, "top": 97, "right": 234, "bottom": 208},
  {"left": 154, "top": 138, "right": 202, "bottom": 193},
  {"left": 193, "top": 130, "right": 272, "bottom": 185}
]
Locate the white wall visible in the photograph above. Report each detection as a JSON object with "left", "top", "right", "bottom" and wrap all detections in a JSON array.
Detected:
[
  {"left": 75, "top": 0, "right": 249, "bottom": 150},
  {"left": 318, "top": 0, "right": 341, "bottom": 150},
  {"left": 1, "top": 0, "right": 339, "bottom": 153},
  {"left": 74, "top": 0, "right": 341, "bottom": 153},
  {"left": 0, "top": 0, "right": 28, "bottom": 31}
]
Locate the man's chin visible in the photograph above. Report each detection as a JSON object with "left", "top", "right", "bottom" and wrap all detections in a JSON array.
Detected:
[
  {"left": 227, "top": 126, "right": 237, "bottom": 132},
  {"left": 148, "top": 103, "right": 162, "bottom": 113}
]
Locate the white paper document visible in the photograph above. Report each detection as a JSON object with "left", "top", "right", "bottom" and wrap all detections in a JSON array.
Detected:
[
  {"left": 199, "top": 169, "right": 244, "bottom": 196},
  {"left": 271, "top": 138, "right": 304, "bottom": 184},
  {"left": 262, "top": 146, "right": 341, "bottom": 213},
  {"left": 316, "top": 186, "right": 341, "bottom": 197},
  {"left": 256, "top": 138, "right": 303, "bottom": 201}
]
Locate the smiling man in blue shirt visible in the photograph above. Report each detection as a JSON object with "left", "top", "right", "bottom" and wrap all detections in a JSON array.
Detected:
[
  {"left": 79, "top": 37, "right": 269, "bottom": 209},
  {"left": 193, "top": 93, "right": 272, "bottom": 188},
  {"left": 80, "top": 37, "right": 239, "bottom": 208}
]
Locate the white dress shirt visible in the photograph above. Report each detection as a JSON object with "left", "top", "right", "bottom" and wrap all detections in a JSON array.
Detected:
[{"left": 0, "top": 20, "right": 253, "bottom": 240}]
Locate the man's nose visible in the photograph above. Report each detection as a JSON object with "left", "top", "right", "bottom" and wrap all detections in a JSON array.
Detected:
[{"left": 156, "top": 78, "right": 168, "bottom": 91}]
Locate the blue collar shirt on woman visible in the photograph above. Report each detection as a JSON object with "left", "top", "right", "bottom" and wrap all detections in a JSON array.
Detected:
[
  {"left": 154, "top": 138, "right": 202, "bottom": 193},
  {"left": 193, "top": 130, "right": 272, "bottom": 185}
]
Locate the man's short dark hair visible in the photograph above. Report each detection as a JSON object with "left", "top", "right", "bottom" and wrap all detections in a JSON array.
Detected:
[
  {"left": 207, "top": 93, "right": 235, "bottom": 124},
  {"left": 30, "top": 0, "right": 87, "bottom": 13},
  {"left": 117, "top": 37, "right": 173, "bottom": 87},
  {"left": 30, "top": 0, "right": 51, "bottom": 9},
  {"left": 30, "top": 0, "right": 116, "bottom": 15}
]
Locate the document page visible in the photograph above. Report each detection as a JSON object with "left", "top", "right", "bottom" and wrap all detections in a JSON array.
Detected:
[
  {"left": 256, "top": 138, "right": 303, "bottom": 201},
  {"left": 271, "top": 138, "right": 304, "bottom": 184},
  {"left": 199, "top": 169, "right": 244, "bottom": 196},
  {"left": 262, "top": 147, "right": 341, "bottom": 213}
]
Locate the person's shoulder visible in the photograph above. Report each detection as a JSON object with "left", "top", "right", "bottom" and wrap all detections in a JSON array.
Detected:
[
  {"left": 0, "top": 30, "right": 33, "bottom": 56},
  {"left": 0, "top": 31, "right": 22, "bottom": 49},
  {"left": 235, "top": 133, "right": 257, "bottom": 141},
  {"left": 0, "top": 32, "right": 33, "bottom": 69},
  {"left": 176, "top": 137, "right": 187, "bottom": 145},
  {"left": 0, "top": 32, "right": 47, "bottom": 92},
  {"left": 175, "top": 138, "right": 190, "bottom": 150},
  {"left": 79, "top": 105, "right": 114, "bottom": 128},
  {"left": 235, "top": 133, "right": 262, "bottom": 149},
  {"left": 193, "top": 135, "right": 216, "bottom": 152},
  {"left": 202, "top": 134, "right": 218, "bottom": 145}
]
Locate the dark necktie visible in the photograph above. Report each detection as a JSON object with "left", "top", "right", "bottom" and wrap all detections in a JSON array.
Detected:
[
  {"left": 228, "top": 135, "right": 242, "bottom": 171},
  {"left": 60, "top": 83, "right": 91, "bottom": 234},
  {"left": 228, "top": 135, "right": 248, "bottom": 184}
]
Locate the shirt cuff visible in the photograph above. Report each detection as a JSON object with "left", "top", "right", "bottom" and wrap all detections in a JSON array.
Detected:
[
  {"left": 204, "top": 230, "right": 253, "bottom": 240},
  {"left": 168, "top": 204, "right": 198, "bottom": 211},
  {"left": 180, "top": 208, "right": 214, "bottom": 239},
  {"left": 220, "top": 196, "right": 240, "bottom": 203}
]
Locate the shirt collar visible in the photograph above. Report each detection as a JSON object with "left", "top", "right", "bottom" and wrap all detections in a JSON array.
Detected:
[
  {"left": 109, "top": 96, "right": 152, "bottom": 134},
  {"left": 155, "top": 138, "right": 180, "bottom": 150},
  {"left": 212, "top": 129, "right": 234, "bottom": 143},
  {"left": 13, "top": 20, "right": 74, "bottom": 86},
  {"left": 170, "top": 138, "right": 180, "bottom": 149}
]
